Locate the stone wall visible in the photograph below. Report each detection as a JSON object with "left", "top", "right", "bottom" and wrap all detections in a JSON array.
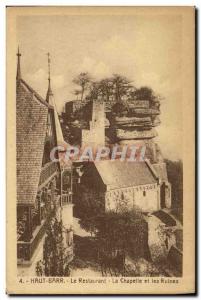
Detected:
[
  {"left": 105, "top": 183, "right": 160, "bottom": 213},
  {"left": 82, "top": 101, "right": 105, "bottom": 147}
]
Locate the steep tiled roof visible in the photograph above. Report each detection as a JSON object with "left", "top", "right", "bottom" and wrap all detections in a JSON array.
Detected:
[
  {"left": 20, "top": 79, "right": 53, "bottom": 109},
  {"left": 94, "top": 160, "right": 158, "bottom": 190},
  {"left": 16, "top": 79, "right": 48, "bottom": 205}
]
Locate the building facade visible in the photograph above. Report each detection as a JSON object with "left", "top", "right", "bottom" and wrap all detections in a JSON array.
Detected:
[
  {"left": 16, "top": 50, "right": 73, "bottom": 265},
  {"left": 73, "top": 160, "right": 167, "bottom": 214}
]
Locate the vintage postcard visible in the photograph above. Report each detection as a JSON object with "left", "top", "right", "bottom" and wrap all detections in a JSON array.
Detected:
[{"left": 6, "top": 6, "right": 195, "bottom": 294}]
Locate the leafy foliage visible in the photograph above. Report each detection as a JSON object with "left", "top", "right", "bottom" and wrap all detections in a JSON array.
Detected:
[
  {"left": 132, "top": 86, "right": 156, "bottom": 101},
  {"left": 73, "top": 72, "right": 92, "bottom": 101},
  {"left": 79, "top": 208, "right": 149, "bottom": 259},
  {"left": 36, "top": 217, "right": 71, "bottom": 276},
  {"left": 72, "top": 72, "right": 162, "bottom": 104}
]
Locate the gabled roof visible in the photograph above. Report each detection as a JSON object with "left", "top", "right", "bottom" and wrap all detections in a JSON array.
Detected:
[
  {"left": 94, "top": 160, "right": 158, "bottom": 190},
  {"left": 20, "top": 79, "right": 53, "bottom": 109},
  {"left": 17, "top": 79, "right": 49, "bottom": 205},
  {"left": 152, "top": 163, "right": 168, "bottom": 182}
]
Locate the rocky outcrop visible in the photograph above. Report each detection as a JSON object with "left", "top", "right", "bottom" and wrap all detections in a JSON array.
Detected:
[{"left": 116, "top": 128, "right": 158, "bottom": 140}]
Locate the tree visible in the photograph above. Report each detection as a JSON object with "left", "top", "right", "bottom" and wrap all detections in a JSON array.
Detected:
[
  {"left": 36, "top": 217, "right": 72, "bottom": 276},
  {"left": 72, "top": 73, "right": 163, "bottom": 106},
  {"left": 77, "top": 207, "right": 149, "bottom": 276},
  {"left": 78, "top": 203, "right": 148, "bottom": 259},
  {"left": 87, "top": 81, "right": 100, "bottom": 100},
  {"left": 77, "top": 188, "right": 105, "bottom": 236},
  {"left": 86, "top": 74, "right": 133, "bottom": 103},
  {"left": 98, "top": 78, "right": 113, "bottom": 101},
  {"left": 111, "top": 74, "right": 133, "bottom": 102},
  {"left": 73, "top": 72, "right": 92, "bottom": 101},
  {"left": 133, "top": 86, "right": 163, "bottom": 104}
]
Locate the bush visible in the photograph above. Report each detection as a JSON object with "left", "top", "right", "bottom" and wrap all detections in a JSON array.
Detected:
[{"left": 79, "top": 210, "right": 149, "bottom": 260}]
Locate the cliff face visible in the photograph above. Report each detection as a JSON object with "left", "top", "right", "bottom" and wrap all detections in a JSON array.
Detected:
[
  {"left": 61, "top": 97, "right": 163, "bottom": 163},
  {"left": 105, "top": 99, "right": 162, "bottom": 164}
]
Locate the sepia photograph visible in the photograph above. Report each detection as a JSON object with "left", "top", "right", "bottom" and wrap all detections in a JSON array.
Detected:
[{"left": 6, "top": 6, "right": 195, "bottom": 294}]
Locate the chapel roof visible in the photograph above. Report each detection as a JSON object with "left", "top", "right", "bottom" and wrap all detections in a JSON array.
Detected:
[{"left": 94, "top": 160, "right": 158, "bottom": 190}]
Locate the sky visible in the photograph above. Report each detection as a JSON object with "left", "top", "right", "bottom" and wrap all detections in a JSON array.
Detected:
[{"left": 17, "top": 13, "right": 182, "bottom": 160}]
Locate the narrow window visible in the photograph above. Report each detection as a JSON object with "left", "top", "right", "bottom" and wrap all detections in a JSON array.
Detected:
[{"left": 143, "top": 191, "right": 146, "bottom": 197}]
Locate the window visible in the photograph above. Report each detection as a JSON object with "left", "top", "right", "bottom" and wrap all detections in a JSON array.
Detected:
[{"left": 143, "top": 191, "right": 146, "bottom": 197}]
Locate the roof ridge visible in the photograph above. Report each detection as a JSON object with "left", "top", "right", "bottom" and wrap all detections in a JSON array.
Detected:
[
  {"left": 145, "top": 159, "right": 159, "bottom": 181},
  {"left": 20, "top": 78, "right": 53, "bottom": 109}
]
